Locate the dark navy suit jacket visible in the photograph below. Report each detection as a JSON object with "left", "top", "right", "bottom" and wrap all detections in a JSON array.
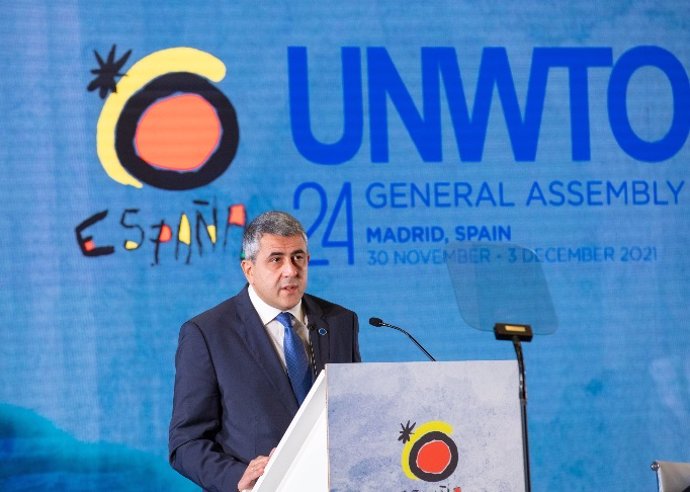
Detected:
[{"left": 168, "top": 285, "right": 360, "bottom": 491}]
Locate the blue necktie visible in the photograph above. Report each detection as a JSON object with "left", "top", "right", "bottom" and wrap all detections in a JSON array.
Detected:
[{"left": 276, "top": 312, "right": 312, "bottom": 404}]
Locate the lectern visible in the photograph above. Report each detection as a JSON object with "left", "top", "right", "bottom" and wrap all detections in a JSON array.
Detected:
[{"left": 255, "top": 361, "right": 524, "bottom": 491}]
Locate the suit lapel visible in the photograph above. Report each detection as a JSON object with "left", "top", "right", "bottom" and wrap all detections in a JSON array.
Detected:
[{"left": 235, "top": 287, "right": 299, "bottom": 414}]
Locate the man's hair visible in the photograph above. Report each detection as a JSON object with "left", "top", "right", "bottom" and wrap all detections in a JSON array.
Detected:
[{"left": 242, "top": 211, "right": 308, "bottom": 261}]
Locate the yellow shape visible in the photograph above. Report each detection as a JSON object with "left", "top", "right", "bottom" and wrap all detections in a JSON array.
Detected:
[
  {"left": 178, "top": 214, "right": 191, "bottom": 245},
  {"left": 401, "top": 420, "right": 454, "bottom": 480},
  {"left": 96, "top": 47, "right": 227, "bottom": 188},
  {"left": 206, "top": 224, "right": 217, "bottom": 244},
  {"left": 124, "top": 240, "right": 140, "bottom": 250}
]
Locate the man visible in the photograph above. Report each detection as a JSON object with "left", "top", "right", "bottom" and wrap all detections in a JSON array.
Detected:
[{"left": 169, "top": 211, "right": 361, "bottom": 491}]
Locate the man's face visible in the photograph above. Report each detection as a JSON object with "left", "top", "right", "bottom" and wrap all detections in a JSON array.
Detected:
[{"left": 241, "top": 233, "right": 309, "bottom": 311}]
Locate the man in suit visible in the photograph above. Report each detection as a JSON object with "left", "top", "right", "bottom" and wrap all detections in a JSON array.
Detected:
[{"left": 169, "top": 211, "right": 361, "bottom": 491}]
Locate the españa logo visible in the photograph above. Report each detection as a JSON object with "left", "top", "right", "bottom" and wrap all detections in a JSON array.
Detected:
[
  {"left": 398, "top": 420, "right": 460, "bottom": 485},
  {"left": 88, "top": 45, "right": 239, "bottom": 190}
]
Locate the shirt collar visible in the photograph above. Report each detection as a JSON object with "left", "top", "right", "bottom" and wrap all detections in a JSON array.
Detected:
[{"left": 247, "top": 285, "right": 304, "bottom": 326}]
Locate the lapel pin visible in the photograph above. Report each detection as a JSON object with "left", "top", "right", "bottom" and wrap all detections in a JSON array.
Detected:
[{"left": 318, "top": 327, "right": 328, "bottom": 336}]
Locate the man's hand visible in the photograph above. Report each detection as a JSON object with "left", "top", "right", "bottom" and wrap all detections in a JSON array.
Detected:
[{"left": 237, "top": 449, "right": 275, "bottom": 491}]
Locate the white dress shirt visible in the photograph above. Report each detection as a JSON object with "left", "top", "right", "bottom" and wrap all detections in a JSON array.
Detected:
[{"left": 247, "top": 285, "right": 310, "bottom": 369}]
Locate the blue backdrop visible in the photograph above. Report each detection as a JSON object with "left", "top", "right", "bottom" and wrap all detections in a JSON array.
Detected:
[{"left": 1, "top": 1, "right": 689, "bottom": 490}]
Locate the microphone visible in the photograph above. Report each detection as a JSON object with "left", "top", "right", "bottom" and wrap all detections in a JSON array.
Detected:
[
  {"left": 368, "top": 317, "right": 436, "bottom": 361},
  {"left": 306, "top": 324, "right": 320, "bottom": 380}
]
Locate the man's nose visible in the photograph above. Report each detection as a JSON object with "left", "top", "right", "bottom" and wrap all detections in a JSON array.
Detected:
[{"left": 281, "top": 260, "right": 298, "bottom": 276}]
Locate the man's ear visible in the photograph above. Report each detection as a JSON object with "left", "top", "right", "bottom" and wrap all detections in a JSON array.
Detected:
[{"left": 241, "top": 259, "right": 253, "bottom": 283}]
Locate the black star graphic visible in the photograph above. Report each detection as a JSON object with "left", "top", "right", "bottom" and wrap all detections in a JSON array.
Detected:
[
  {"left": 87, "top": 44, "right": 132, "bottom": 99},
  {"left": 398, "top": 420, "right": 416, "bottom": 443}
]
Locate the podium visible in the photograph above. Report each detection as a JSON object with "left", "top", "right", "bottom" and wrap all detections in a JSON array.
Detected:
[{"left": 255, "top": 361, "right": 525, "bottom": 491}]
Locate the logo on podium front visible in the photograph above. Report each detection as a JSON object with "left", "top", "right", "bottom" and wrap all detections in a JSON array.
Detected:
[{"left": 399, "top": 419, "right": 462, "bottom": 490}]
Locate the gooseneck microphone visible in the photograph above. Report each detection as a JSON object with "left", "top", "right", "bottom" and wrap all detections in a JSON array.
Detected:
[
  {"left": 306, "top": 324, "right": 320, "bottom": 380},
  {"left": 368, "top": 317, "right": 436, "bottom": 361}
]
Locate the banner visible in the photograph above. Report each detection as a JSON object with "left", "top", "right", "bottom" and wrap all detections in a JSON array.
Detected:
[{"left": 1, "top": 1, "right": 688, "bottom": 490}]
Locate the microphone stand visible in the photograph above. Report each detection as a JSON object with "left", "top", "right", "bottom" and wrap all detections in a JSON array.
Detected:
[
  {"left": 494, "top": 323, "right": 532, "bottom": 492},
  {"left": 513, "top": 335, "right": 531, "bottom": 492}
]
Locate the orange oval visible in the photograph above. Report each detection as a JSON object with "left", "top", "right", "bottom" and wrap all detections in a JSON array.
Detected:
[
  {"left": 158, "top": 224, "right": 173, "bottom": 242},
  {"left": 134, "top": 93, "right": 221, "bottom": 171},
  {"left": 416, "top": 440, "right": 451, "bottom": 474}
]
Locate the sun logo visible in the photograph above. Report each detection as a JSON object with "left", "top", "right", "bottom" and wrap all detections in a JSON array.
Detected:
[
  {"left": 399, "top": 420, "right": 459, "bottom": 483},
  {"left": 88, "top": 45, "right": 239, "bottom": 190}
]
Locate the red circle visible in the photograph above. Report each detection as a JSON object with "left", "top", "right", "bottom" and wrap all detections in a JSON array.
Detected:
[
  {"left": 416, "top": 439, "right": 452, "bottom": 474},
  {"left": 134, "top": 93, "right": 221, "bottom": 172}
]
